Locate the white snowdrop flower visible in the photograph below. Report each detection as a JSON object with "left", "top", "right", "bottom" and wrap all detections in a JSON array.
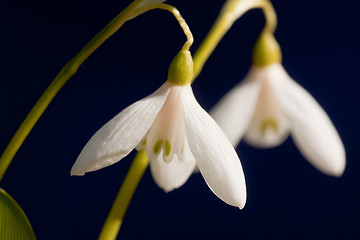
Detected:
[
  {"left": 211, "top": 33, "right": 346, "bottom": 177},
  {"left": 71, "top": 50, "right": 247, "bottom": 208}
]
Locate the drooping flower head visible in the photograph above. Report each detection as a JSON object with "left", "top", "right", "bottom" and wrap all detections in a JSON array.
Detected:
[
  {"left": 211, "top": 33, "right": 346, "bottom": 176},
  {"left": 71, "top": 50, "right": 247, "bottom": 208}
]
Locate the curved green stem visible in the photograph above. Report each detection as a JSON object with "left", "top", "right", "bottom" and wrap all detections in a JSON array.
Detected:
[
  {"left": 136, "top": 3, "right": 194, "bottom": 50},
  {"left": 193, "top": 0, "right": 277, "bottom": 80},
  {"left": 98, "top": 150, "right": 149, "bottom": 240},
  {"left": 0, "top": 0, "right": 143, "bottom": 182}
]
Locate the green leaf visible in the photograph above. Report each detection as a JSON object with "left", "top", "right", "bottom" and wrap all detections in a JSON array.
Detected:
[{"left": 0, "top": 188, "right": 36, "bottom": 240}]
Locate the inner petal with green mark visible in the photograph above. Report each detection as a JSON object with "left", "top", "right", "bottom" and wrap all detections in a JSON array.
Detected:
[
  {"left": 137, "top": 84, "right": 186, "bottom": 163},
  {"left": 245, "top": 75, "right": 290, "bottom": 147},
  {"left": 251, "top": 77, "right": 284, "bottom": 135}
]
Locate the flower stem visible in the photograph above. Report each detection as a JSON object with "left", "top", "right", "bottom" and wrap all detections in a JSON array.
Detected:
[
  {"left": 137, "top": 3, "right": 194, "bottom": 50},
  {"left": 0, "top": 0, "right": 145, "bottom": 182},
  {"left": 192, "top": 0, "right": 277, "bottom": 80},
  {"left": 98, "top": 150, "right": 149, "bottom": 240}
]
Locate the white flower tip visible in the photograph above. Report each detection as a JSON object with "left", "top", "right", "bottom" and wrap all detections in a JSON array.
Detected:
[
  {"left": 70, "top": 168, "right": 85, "bottom": 176},
  {"left": 223, "top": 187, "right": 246, "bottom": 209},
  {"left": 327, "top": 156, "right": 346, "bottom": 177},
  {"left": 70, "top": 162, "right": 87, "bottom": 176},
  {"left": 162, "top": 187, "right": 174, "bottom": 193},
  {"left": 237, "top": 197, "right": 246, "bottom": 210},
  {"left": 70, "top": 157, "right": 89, "bottom": 176},
  {"left": 156, "top": 181, "right": 181, "bottom": 193},
  {"left": 331, "top": 168, "right": 345, "bottom": 177},
  {"left": 70, "top": 155, "right": 120, "bottom": 177},
  {"left": 154, "top": 174, "right": 188, "bottom": 193},
  {"left": 210, "top": 183, "right": 247, "bottom": 209},
  {"left": 232, "top": 183, "right": 247, "bottom": 209},
  {"left": 238, "top": 189, "right": 247, "bottom": 209},
  {"left": 303, "top": 136, "right": 347, "bottom": 178},
  {"left": 309, "top": 146, "right": 346, "bottom": 177}
]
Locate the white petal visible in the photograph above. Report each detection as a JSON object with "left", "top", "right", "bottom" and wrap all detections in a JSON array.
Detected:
[
  {"left": 181, "top": 85, "right": 247, "bottom": 208},
  {"left": 149, "top": 138, "right": 196, "bottom": 192},
  {"left": 244, "top": 67, "right": 291, "bottom": 148},
  {"left": 270, "top": 64, "right": 346, "bottom": 176},
  {"left": 210, "top": 68, "right": 263, "bottom": 147},
  {"left": 71, "top": 83, "right": 171, "bottom": 176}
]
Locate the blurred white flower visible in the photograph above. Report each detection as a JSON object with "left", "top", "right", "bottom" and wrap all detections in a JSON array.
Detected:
[
  {"left": 71, "top": 50, "right": 247, "bottom": 208},
  {"left": 211, "top": 34, "right": 346, "bottom": 177}
]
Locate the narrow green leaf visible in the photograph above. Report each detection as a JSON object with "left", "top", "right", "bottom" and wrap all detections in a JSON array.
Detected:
[{"left": 0, "top": 188, "right": 36, "bottom": 240}]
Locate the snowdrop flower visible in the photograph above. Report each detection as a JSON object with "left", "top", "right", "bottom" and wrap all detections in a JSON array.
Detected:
[
  {"left": 211, "top": 33, "right": 346, "bottom": 177},
  {"left": 71, "top": 50, "right": 247, "bottom": 208}
]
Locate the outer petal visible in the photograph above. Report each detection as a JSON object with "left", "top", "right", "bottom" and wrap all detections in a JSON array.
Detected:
[
  {"left": 181, "top": 85, "right": 247, "bottom": 208},
  {"left": 210, "top": 68, "right": 263, "bottom": 147},
  {"left": 270, "top": 64, "right": 346, "bottom": 176},
  {"left": 71, "top": 83, "right": 171, "bottom": 176},
  {"left": 149, "top": 138, "right": 196, "bottom": 192}
]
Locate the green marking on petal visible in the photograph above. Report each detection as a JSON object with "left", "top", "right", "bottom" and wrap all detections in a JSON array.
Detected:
[
  {"left": 142, "top": 139, "right": 147, "bottom": 146},
  {"left": 153, "top": 140, "right": 163, "bottom": 154},
  {"left": 261, "top": 119, "right": 278, "bottom": 135},
  {"left": 139, "top": 139, "right": 146, "bottom": 149},
  {"left": 165, "top": 140, "right": 171, "bottom": 156}
]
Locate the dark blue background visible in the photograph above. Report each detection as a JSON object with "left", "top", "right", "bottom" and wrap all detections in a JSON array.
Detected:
[{"left": 0, "top": 0, "right": 358, "bottom": 239}]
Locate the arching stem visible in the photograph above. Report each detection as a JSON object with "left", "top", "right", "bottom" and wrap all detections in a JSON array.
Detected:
[{"left": 193, "top": 0, "right": 277, "bottom": 80}]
